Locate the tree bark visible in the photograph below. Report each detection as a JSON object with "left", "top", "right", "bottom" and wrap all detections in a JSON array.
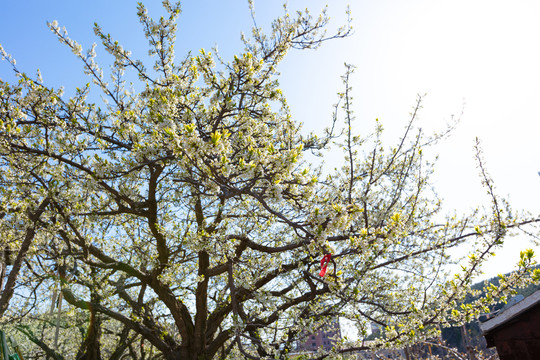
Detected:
[{"left": 0, "top": 198, "right": 50, "bottom": 317}]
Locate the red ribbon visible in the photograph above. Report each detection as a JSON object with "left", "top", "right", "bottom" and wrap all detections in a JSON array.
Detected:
[{"left": 319, "top": 253, "right": 332, "bottom": 277}]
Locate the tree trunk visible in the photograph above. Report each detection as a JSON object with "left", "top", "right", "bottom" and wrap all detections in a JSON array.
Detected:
[{"left": 76, "top": 303, "right": 103, "bottom": 360}]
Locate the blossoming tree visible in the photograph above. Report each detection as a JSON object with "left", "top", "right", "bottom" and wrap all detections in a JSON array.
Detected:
[{"left": 0, "top": 1, "right": 538, "bottom": 359}]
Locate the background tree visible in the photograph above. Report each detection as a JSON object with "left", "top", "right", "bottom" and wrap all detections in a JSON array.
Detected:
[{"left": 0, "top": 1, "right": 538, "bottom": 359}]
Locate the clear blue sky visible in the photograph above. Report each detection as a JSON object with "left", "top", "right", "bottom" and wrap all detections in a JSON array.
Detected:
[{"left": 1, "top": 0, "right": 539, "bottom": 277}]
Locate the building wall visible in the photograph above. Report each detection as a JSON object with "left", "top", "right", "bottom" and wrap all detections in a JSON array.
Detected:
[
  {"left": 486, "top": 306, "right": 540, "bottom": 360},
  {"left": 297, "top": 318, "right": 341, "bottom": 352}
]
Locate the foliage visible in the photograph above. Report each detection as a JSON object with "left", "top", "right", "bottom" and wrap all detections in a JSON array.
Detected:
[{"left": 0, "top": 1, "right": 538, "bottom": 359}]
